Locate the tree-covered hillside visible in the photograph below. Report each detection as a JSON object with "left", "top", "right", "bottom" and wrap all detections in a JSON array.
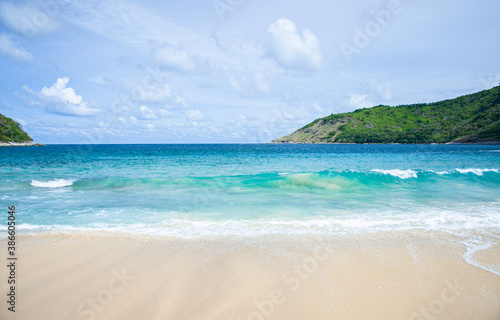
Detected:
[
  {"left": 273, "top": 86, "right": 500, "bottom": 144},
  {"left": 0, "top": 113, "right": 33, "bottom": 143}
]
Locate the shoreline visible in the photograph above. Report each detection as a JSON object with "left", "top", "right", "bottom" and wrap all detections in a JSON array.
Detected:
[
  {"left": 0, "top": 141, "right": 45, "bottom": 147},
  {"left": 269, "top": 141, "right": 500, "bottom": 145},
  {"left": 1, "top": 230, "right": 498, "bottom": 320},
  {"left": 1, "top": 142, "right": 497, "bottom": 146}
]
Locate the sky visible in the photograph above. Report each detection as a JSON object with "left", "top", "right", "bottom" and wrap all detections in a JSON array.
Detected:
[{"left": 0, "top": 0, "right": 499, "bottom": 144}]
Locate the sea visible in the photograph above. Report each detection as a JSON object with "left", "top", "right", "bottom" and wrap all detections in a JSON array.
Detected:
[{"left": 1, "top": 144, "right": 499, "bottom": 271}]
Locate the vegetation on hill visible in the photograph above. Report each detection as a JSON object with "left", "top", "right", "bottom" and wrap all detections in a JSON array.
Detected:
[
  {"left": 0, "top": 113, "right": 33, "bottom": 143},
  {"left": 273, "top": 86, "right": 500, "bottom": 144}
]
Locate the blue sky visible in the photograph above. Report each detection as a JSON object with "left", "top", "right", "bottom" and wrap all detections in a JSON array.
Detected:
[{"left": 0, "top": 0, "right": 499, "bottom": 143}]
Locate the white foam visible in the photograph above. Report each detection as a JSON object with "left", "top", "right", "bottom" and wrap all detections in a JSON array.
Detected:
[
  {"left": 372, "top": 169, "right": 417, "bottom": 179},
  {"left": 17, "top": 223, "right": 52, "bottom": 230},
  {"left": 433, "top": 171, "right": 450, "bottom": 175},
  {"left": 31, "top": 179, "right": 76, "bottom": 188},
  {"left": 8, "top": 201, "right": 500, "bottom": 242},
  {"left": 461, "top": 235, "right": 500, "bottom": 276},
  {"left": 455, "top": 168, "right": 499, "bottom": 176}
]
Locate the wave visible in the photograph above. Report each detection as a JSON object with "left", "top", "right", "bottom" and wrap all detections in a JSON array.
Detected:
[
  {"left": 371, "top": 169, "right": 418, "bottom": 179},
  {"left": 272, "top": 169, "right": 499, "bottom": 191},
  {"left": 25, "top": 168, "right": 499, "bottom": 192},
  {"left": 371, "top": 168, "right": 499, "bottom": 179},
  {"left": 279, "top": 168, "right": 499, "bottom": 182},
  {"left": 31, "top": 179, "right": 76, "bottom": 188},
  {"left": 454, "top": 168, "right": 499, "bottom": 176}
]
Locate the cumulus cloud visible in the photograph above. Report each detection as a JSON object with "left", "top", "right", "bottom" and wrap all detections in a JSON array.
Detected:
[
  {"left": 268, "top": 18, "right": 322, "bottom": 70},
  {"left": 347, "top": 94, "right": 373, "bottom": 109},
  {"left": 154, "top": 46, "right": 195, "bottom": 72},
  {"left": 25, "top": 77, "right": 100, "bottom": 117},
  {"left": 0, "top": 34, "right": 33, "bottom": 61}
]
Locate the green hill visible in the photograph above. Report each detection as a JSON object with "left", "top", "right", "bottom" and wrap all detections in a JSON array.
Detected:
[
  {"left": 0, "top": 113, "right": 33, "bottom": 143},
  {"left": 272, "top": 86, "right": 500, "bottom": 144}
]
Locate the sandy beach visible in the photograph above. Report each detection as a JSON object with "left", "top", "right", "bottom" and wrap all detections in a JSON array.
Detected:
[{"left": 1, "top": 230, "right": 499, "bottom": 320}]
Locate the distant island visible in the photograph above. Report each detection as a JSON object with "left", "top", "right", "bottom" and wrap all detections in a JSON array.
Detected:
[
  {"left": 273, "top": 86, "right": 500, "bottom": 144},
  {"left": 0, "top": 113, "right": 44, "bottom": 147}
]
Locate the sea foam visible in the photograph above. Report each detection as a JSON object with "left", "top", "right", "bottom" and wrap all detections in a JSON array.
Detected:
[
  {"left": 455, "top": 168, "right": 499, "bottom": 176},
  {"left": 371, "top": 169, "right": 418, "bottom": 179},
  {"left": 31, "top": 179, "right": 76, "bottom": 188}
]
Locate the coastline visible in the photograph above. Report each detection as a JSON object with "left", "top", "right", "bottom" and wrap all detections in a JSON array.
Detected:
[
  {"left": 0, "top": 141, "right": 45, "bottom": 147},
  {"left": 269, "top": 140, "right": 500, "bottom": 145},
  {"left": 1, "top": 230, "right": 498, "bottom": 320}
]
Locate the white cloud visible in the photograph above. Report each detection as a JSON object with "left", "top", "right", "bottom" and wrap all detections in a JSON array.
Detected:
[
  {"left": 184, "top": 109, "right": 203, "bottom": 121},
  {"left": 0, "top": 2, "right": 59, "bottom": 37},
  {"left": 268, "top": 18, "right": 322, "bottom": 70},
  {"left": 138, "top": 105, "right": 157, "bottom": 120},
  {"left": 134, "top": 84, "right": 171, "bottom": 102},
  {"left": 14, "top": 118, "right": 27, "bottom": 126},
  {"left": 144, "top": 123, "right": 154, "bottom": 131},
  {"left": 347, "top": 94, "right": 373, "bottom": 109},
  {"left": 154, "top": 46, "right": 195, "bottom": 72},
  {"left": 41, "top": 78, "right": 81, "bottom": 105},
  {"left": 0, "top": 34, "right": 33, "bottom": 61},
  {"left": 175, "top": 97, "right": 189, "bottom": 108},
  {"left": 230, "top": 114, "right": 247, "bottom": 126},
  {"left": 158, "top": 109, "right": 171, "bottom": 118},
  {"left": 30, "top": 77, "right": 100, "bottom": 116},
  {"left": 55, "top": 0, "right": 280, "bottom": 101},
  {"left": 312, "top": 103, "right": 323, "bottom": 113},
  {"left": 64, "top": 0, "right": 188, "bottom": 52}
]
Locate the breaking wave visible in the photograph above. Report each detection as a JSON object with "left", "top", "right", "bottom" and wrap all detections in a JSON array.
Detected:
[{"left": 31, "top": 179, "right": 76, "bottom": 188}]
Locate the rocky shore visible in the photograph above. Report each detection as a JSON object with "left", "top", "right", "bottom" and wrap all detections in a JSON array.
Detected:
[{"left": 0, "top": 141, "right": 45, "bottom": 147}]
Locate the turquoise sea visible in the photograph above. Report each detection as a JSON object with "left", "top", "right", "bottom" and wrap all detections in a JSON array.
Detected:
[
  {"left": 1, "top": 144, "right": 499, "bottom": 234},
  {"left": 1, "top": 144, "right": 500, "bottom": 270}
]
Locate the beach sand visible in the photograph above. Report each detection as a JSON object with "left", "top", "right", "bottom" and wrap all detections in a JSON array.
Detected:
[{"left": 1, "top": 231, "right": 499, "bottom": 320}]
